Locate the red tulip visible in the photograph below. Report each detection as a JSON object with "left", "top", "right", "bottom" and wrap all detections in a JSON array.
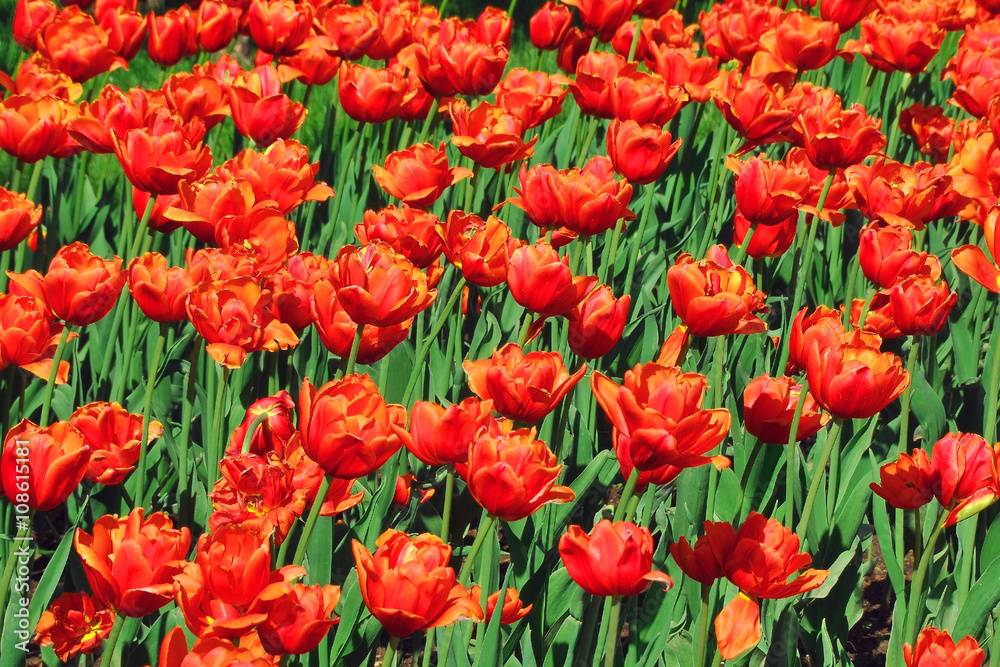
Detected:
[
  {"left": 35, "top": 593, "right": 115, "bottom": 662},
  {"left": 373, "top": 142, "right": 472, "bottom": 209},
  {"left": 742, "top": 375, "right": 829, "bottom": 445},
  {"left": 1, "top": 419, "right": 89, "bottom": 511},
  {"left": 559, "top": 520, "right": 673, "bottom": 596},
  {"left": 904, "top": 627, "right": 985, "bottom": 667}
]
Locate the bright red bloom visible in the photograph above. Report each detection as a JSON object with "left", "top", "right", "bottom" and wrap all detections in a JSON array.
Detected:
[
  {"left": 71, "top": 401, "right": 161, "bottom": 486},
  {"left": 507, "top": 242, "right": 598, "bottom": 317},
  {"left": 248, "top": 0, "right": 313, "bottom": 56},
  {"left": 556, "top": 27, "right": 595, "bottom": 75},
  {"left": 606, "top": 119, "right": 681, "bottom": 185},
  {"left": 569, "top": 52, "right": 627, "bottom": 119},
  {"left": 733, "top": 209, "right": 798, "bottom": 259},
  {"left": 858, "top": 222, "right": 940, "bottom": 288},
  {"left": 226, "top": 391, "right": 297, "bottom": 458},
  {"left": 228, "top": 65, "right": 306, "bottom": 146},
  {"left": 365, "top": 6, "right": 414, "bottom": 60},
  {"left": 820, "top": 0, "right": 874, "bottom": 30},
  {"left": 328, "top": 241, "right": 436, "bottom": 327},
  {"left": 806, "top": 330, "right": 910, "bottom": 420},
  {"left": 0, "top": 294, "right": 73, "bottom": 384},
  {"left": 530, "top": 1, "right": 572, "bottom": 50},
  {"left": 214, "top": 203, "right": 300, "bottom": 276},
  {"left": 508, "top": 156, "right": 635, "bottom": 236},
  {"left": 185, "top": 277, "right": 299, "bottom": 368},
  {"left": 2, "top": 419, "right": 89, "bottom": 512},
  {"left": 899, "top": 103, "right": 955, "bottom": 163},
  {"left": 559, "top": 520, "right": 673, "bottom": 597},
  {"left": 8, "top": 53, "right": 83, "bottom": 101},
  {"left": 728, "top": 153, "right": 811, "bottom": 226},
  {"left": 699, "top": 0, "right": 783, "bottom": 66},
  {"left": 309, "top": 277, "right": 413, "bottom": 365},
  {"left": 339, "top": 62, "right": 413, "bottom": 124},
  {"left": 449, "top": 99, "right": 536, "bottom": 170},
  {"left": 610, "top": 10, "right": 695, "bottom": 62},
  {"left": 356, "top": 205, "right": 442, "bottom": 269},
  {"left": 127, "top": 252, "right": 197, "bottom": 323},
  {"left": 373, "top": 142, "right": 472, "bottom": 209},
  {"left": 393, "top": 473, "right": 435, "bottom": 506},
  {"left": 33, "top": 242, "right": 124, "bottom": 326},
  {"left": 13, "top": 0, "right": 58, "bottom": 50},
  {"left": 495, "top": 68, "right": 570, "bottom": 131},
  {"left": 742, "top": 375, "right": 829, "bottom": 445},
  {"left": 156, "top": 628, "right": 274, "bottom": 667},
  {"left": 209, "top": 453, "right": 307, "bottom": 543},
  {"left": 845, "top": 13, "right": 944, "bottom": 74},
  {"left": 36, "top": 6, "right": 126, "bottom": 82},
  {"left": 352, "top": 530, "right": 483, "bottom": 637},
  {"left": 433, "top": 17, "right": 509, "bottom": 96},
  {"left": 437, "top": 211, "right": 521, "bottom": 287},
  {"left": 567, "top": 285, "right": 630, "bottom": 359},
  {"left": 753, "top": 11, "right": 841, "bottom": 74},
  {"left": 35, "top": 593, "right": 115, "bottom": 662},
  {"left": 251, "top": 582, "right": 341, "bottom": 655},
  {"left": 610, "top": 67, "right": 689, "bottom": 127},
  {"left": 111, "top": 109, "right": 213, "bottom": 196},
  {"left": 407, "top": 397, "right": 499, "bottom": 466},
  {"left": 162, "top": 73, "right": 230, "bottom": 132},
  {"left": 464, "top": 343, "right": 586, "bottom": 423},
  {"left": 888, "top": 275, "right": 957, "bottom": 337},
  {"left": 784, "top": 305, "right": 853, "bottom": 375},
  {"left": 592, "top": 363, "right": 731, "bottom": 490},
  {"left": 66, "top": 85, "right": 148, "bottom": 154},
  {"left": 952, "top": 206, "right": 1000, "bottom": 293},
  {"left": 281, "top": 39, "right": 341, "bottom": 86},
  {"left": 645, "top": 45, "right": 719, "bottom": 104},
  {"left": 870, "top": 448, "right": 934, "bottom": 510},
  {"left": 458, "top": 428, "right": 574, "bottom": 520},
  {"left": 667, "top": 245, "right": 769, "bottom": 337},
  {"left": 75, "top": 509, "right": 190, "bottom": 617},
  {"left": 0, "top": 94, "right": 79, "bottom": 163},
  {"left": 215, "top": 139, "right": 333, "bottom": 215},
  {"left": 146, "top": 7, "right": 199, "bottom": 67},
  {"left": 905, "top": 627, "right": 985, "bottom": 667},
  {"left": 710, "top": 71, "right": 794, "bottom": 154},
  {"left": 469, "top": 586, "right": 533, "bottom": 625},
  {"left": 0, "top": 186, "right": 42, "bottom": 253},
  {"left": 98, "top": 3, "right": 147, "bottom": 61},
  {"left": 796, "top": 103, "right": 886, "bottom": 171},
  {"left": 195, "top": 0, "right": 238, "bottom": 52},
  {"left": 299, "top": 375, "right": 409, "bottom": 479},
  {"left": 315, "top": 3, "right": 379, "bottom": 60},
  {"left": 562, "top": 0, "right": 636, "bottom": 40}
]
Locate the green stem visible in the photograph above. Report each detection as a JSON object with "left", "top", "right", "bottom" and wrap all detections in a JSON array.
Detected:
[
  {"left": 128, "top": 194, "right": 155, "bottom": 264},
  {"left": 383, "top": 636, "right": 401, "bottom": 667},
  {"left": 603, "top": 596, "right": 624, "bottom": 667},
  {"left": 99, "top": 613, "right": 126, "bottom": 667},
  {"left": 856, "top": 287, "right": 877, "bottom": 329},
  {"left": 112, "top": 302, "right": 141, "bottom": 405},
  {"left": 135, "top": 322, "right": 167, "bottom": 507},
  {"left": 694, "top": 583, "right": 713, "bottom": 667},
  {"left": 39, "top": 325, "right": 71, "bottom": 426},
  {"left": 178, "top": 343, "right": 200, "bottom": 522},
  {"left": 576, "top": 116, "right": 600, "bottom": 166},
  {"left": 517, "top": 314, "right": 533, "bottom": 348},
  {"left": 622, "top": 185, "right": 657, "bottom": 298},
  {"left": 465, "top": 162, "right": 481, "bottom": 213},
  {"left": 343, "top": 324, "right": 365, "bottom": 378},
  {"left": 291, "top": 473, "right": 334, "bottom": 567},
  {"left": 797, "top": 417, "right": 844, "bottom": 544},
  {"left": 241, "top": 410, "right": 272, "bottom": 455},
  {"left": 985, "top": 309, "right": 1000, "bottom": 443},
  {"left": 774, "top": 172, "right": 835, "bottom": 377},
  {"left": 696, "top": 133, "right": 738, "bottom": 260},
  {"left": 627, "top": 17, "right": 644, "bottom": 62},
  {"left": 903, "top": 512, "right": 946, "bottom": 644},
  {"left": 841, "top": 255, "right": 861, "bottom": 328},
  {"left": 24, "top": 159, "right": 43, "bottom": 206},
  {"left": 209, "top": 365, "right": 229, "bottom": 486},
  {"left": 0, "top": 516, "right": 32, "bottom": 621},
  {"left": 613, "top": 468, "right": 640, "bottom": 523},
  {"left": 401, "top": 278, "right": 466, "bottom": 405},
  {"left": 440, "top": 466, "right": 456, "bottom": 542},
  {"left": 884, "top": 73, "right": 912, "bottom": 159},
  {"left": 784, "top": 378, "right": 810, "bottom": 528},
  {"left": 897, "top": 338, "right": 919, "bottom": 454},
  {"left": 458, "top": 513, "right": 497, "bottom": 584}
]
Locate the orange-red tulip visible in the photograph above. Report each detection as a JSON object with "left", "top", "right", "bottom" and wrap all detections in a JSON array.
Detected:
[
  {"left": 858, "top": 222, "right": 940, "bottom": 289},
  {"left": 247, "top": 0, "right": 312, "bottom": 56},
  {"left": 13, "top": 0, "right": 58, "bottom": 50},
  {"left": 315, "top": 3, "right": 379, "bottom": 61},
  {"left": 0, "top": 294, "right": 72, "bottom": 383},
  {"left": 507, "top": 242, "right": 598, "bottom": 317},
  {"left": 215, "top": 139, "right": 333, "bottom": 215},
  {"left": 38, "top": 242, "right": 124, "bottom": 326},
  {"left": 75, "top": 508, "right": 190, "bottom": 617},
  {"left": 952, "top": 206, "right": 1000, "bottom": 293},
  {"left": 561, "top": 0, "right": 636, "bottom": 40},
  {"left": 298, "top": 375, "right": 409, "bottom": 479},
  {"left": 228, "top": 65, "right": 306, "bottom": 146},
  {"left": 162, "top": 73, "right": 231, "bottom": 132},
  {"left": 904, "top": 627, "right": 985, "bottom": 667},
  {"left": 356, "top": 205, "right": 442, "bottom": 269},
  {"left": 407, "top": 397, "right": 500, "bottom": 466},
  {"left": 845, "top": 13, "right": 944, "bottom": 74},
  {"left": 195, "top": 0, "right": 238, "bottom": 53},
  {"left": 606, "top": 119, "right": 681, "bottom": 185},
  {"left": 338, "top": 62, "right": 414, "bottom": 124},
  {"left": 35, "top": 593, "right": 115, "bottom": 662},
  {"left": 449, "top": 99, "right": 536, "bottom": 170},
  {"left": 495, "top": 68, "right": 570, "bottom": 131},
  {"left": 127, "top": 252, "right": 197, "bottom": 323},
  {"left": 796, "top": 103, "right": 886, "bottom": 171},
  {"left": 529, "top": 1, "right": 572, "bottom": 50},
  {"left": 1, "top": 419, "right": 89, "bottom": 511},
  {"left": 250, "top": 581, "right": 341, "bottom": 654},
  {"left": 0, "top": 186, "right": 42, "bottom": 253},
  {"left": 373, "top": 142, "right": 473, "bottom": 209},
  {"left": 610, "top": 67, "right": 689, "bottom": 127},
  {"left": 309, "top": 277, "right": 412, "bottom": 364},
  {"left": 870, "top": 448, "right": 934, "bottom": 509},
  {"left": 0, "top": 94, "right": 79, "bottom": 163},
  {"left": 464, "top": 343, "right": 586, "bottom": 423},
  {"left": 35, "top": 6, "right": 126, "bottom": 83},
  {"left": 437, "top": 211, "right": 521, "bottom": 287},
  {"left": 559, "top": 520, "right": 673, "bottom": 597},
  {"left": 209, "top": 453, "right": 307, "bottom": 542},
  {"left": 567, "top": 284, "right": 630, "bottom": 359},
  {"left": 569, "top": 52, "right": 627, "bottom": 119},
  {"left": 469, "top": 586, "right": 533, "bottom": 625},
  {"left": 111, "top": 109, "right": 213, "bottom": 196},
  {"left": 742, "top": 375, "right": 829, "bottom": 445},
  {"left": 70, "top": 401, "right": 161, "bottom": 486},
  {"left": 352, "top": 530, "right": 483, "bottom": 637},
  {"left": 458, "top": 428, "right": 575, "bottom": 521},
  {"left": 146, "top": 8, "right": 199, "bottom": 67}
]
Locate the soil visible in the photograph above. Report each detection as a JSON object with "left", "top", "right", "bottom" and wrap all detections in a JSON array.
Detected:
[{"left": 846, "top": 536, "right": 912, "bottom": 665}]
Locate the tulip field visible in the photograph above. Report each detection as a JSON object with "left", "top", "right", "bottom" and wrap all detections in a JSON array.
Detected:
[{"left": 4, "top": 0, "right": 1000, "bottom": 663}]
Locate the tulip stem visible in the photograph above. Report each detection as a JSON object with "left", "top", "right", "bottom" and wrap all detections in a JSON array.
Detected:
[
  {"left": 856, "top": 287, "right": 877, "bottom": 329},
  {"left": 440, "top": 466, "right": 456, "bottom": 542},
  {"left": 99, "top": 612, "right": 126, "bottom": 667},
  {"left": 0, "top": 515, "right": 32, "bottom": 624},
  {"left": 383, "top": 636, "right": 401, "bottom": 667},
  {"left": 209, "top": 365, "right": 230, "bottom": 487},
  {"left": 796, "top": 417, "right": 844, "bottom": 545},
  {"left": 897, "top": 338, "right": 919, "bottom": 455},
  {"left": 613, "top": 468, "right": 640, "bottom": 523},
  {"left": 38, "top": 325, "right": 71, "bottom": 426},
  {"left": 178, "top": 344, "right": 200, "bottom": 523},
  {"left": 576, "top": 117, "right": 600, "bottom": 166},
  {"left": 603, "top": 595, "right": 624, "bottom": 667},
  {"left": 903, "top": 511, "right": 946, "bottom": 645},
  {"left": 127, "top": 196, "right": 155, "bottom": 264},
  {"left": 343, "top": 324, "right": 365, "bottom": 378},
  {"left": 622, "top": 185, "right": 656, "bottom": 299},
  {"left": 135, "top": 322, "right": 167, "bottom": 507},
  {"left": 402, "top": 278, "right": 466, "bottom": 406},
  {"left": 627, "top": 18, "right": 644, "bottom": 62},
  {"left": 985, "top": 309, "right": 1000, "bottom": 443},
  {"left": 783, "top": 378, "right": 810, "bottom": 528},
  {"left": 694, "top": 583, "right": 713, "bottom": 667},
  {"left": 458, "top": 513, "right": 497, "bottom": 585},
  {"left": 290, "top": 473, "right": 334, "bottom": 568},
  {"left": 517, "top": 315, "right": 533, "bottom": 348},
  {"left": 773, "top": 172, "right": 835, "bottom": 377},
  {"left": 885, "top": 73, "right": 912, "bottom": 159},
  {"left": 241, "top": 410, "right": 272, "bottom": 455},
  {"left": 841, "top": 255, "right": 861, "bottom": 328}
]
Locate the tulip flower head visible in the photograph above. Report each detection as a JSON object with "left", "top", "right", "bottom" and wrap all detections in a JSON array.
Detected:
[
  {"left": 742, "top": 375, "right": 829, "bottom": 445},
  {"left": 374, "top": 142, "right": 473, "bottom": 209},
  {"left": 35, "top": 592, "right": 115, "bottom": 662},
  {"left": 904, "top": 627, "right": 985, "bottom": 667},
  {"left": 2, "top": 419, "right": 89, "bottom": 511},
  {"left": 559, "top": 520, "right": 673, "bottom": 597}
]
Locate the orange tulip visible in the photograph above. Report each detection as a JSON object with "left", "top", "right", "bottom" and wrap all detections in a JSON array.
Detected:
[
  {"left": 559, "top": 520, "right": 673, "bottom": 597},
  {"left": 710, "top": 72, "right": 793, "bottom": 154},
  {"left": 952, "top": 205, "right": 1000, "bottom": 293},
  {"left": 610, "top": 67, "right": 689, "bottom": 127},
  {"left": 457, "top": 427, "right": 575, "bottom": 521},
  {"left": 700, "top": 0, "right": 782, "bottom": 66},
  {"left": 407, "top": 397, "right": 500, "bottom": 466},
  {"left": 437, "top": 211, "right": 521, "bottom": 287},
  {"left": 185, "top": 277, "right": 299, "bottom": 368},
  {"left": 606, "top": 119, "right": 681, "bottom": 185},
  {"left": 35, "top": 6, "right": 126, "bottom": 82},
  {"left": 0, "top": 186, "right": 42, "bottom": 253},
  {"left": 592, "top": 362, "right": 731, "bottom": 490},
  {"left": 845, "top": 13, "right": 944, "bottom": 74},
  {"left": 858, "top": 222, "right": 940, "bottom": 289},
  {"left": 464, "top": 343, "right": 585, "bottom": 423},
  {"left": 328, "top": 241, "right": 436, "bottom": 327},
  {"left": 728, "top": 153, "right": 811, "bottom": 227},
  {"left": 667, "top": 245, "right": 769, "bottom": 337},
  {"left": 795, "top": 102, "right": 886, "bottom": 171},
  {"left": 35, "top": 593, "right": 115, "bottom": 662},
  {"left": 214, "top": 203, "right": 300, "bottom": 276},
  {"left": 111, "top": 109, "right": 213, "bottom": 196},
  {"left": 365, "top": 6, "right": 414, "bottom": 60},
  {"left": 1, "top": 419, "right": 89, "bottom": 512},
  {"left": 5, "top": 54, "right": 82, "bottom": 101},
  {"left": 195, "top": 0, "right": 238, "bottom": 53},
  {"left": 870, "top": 448, "right": 934, "bottom": 510},
  {"left": 228, "top": 65, "right": 307, "bottom": 147},
  {"left": 561, "top": 0, "right": 636, "bottom": 41},
  {"left": 507, "top": 242, "right": 598, "bottom": 317},
  {"left": 352, "top": 530, "right": 483, "bottom": 637},
  {"left": 315, "top": 3, "right": 379, "bottom": 61},
  {"left": 806, "top": 329, "right": 909, "bottom": 419},
  {"left": 70, "top": 401, "right": 161, "bottom": 486},
  {"left": 34, "top": 242, "right": 124, "bottom": 326},
  {"left": 373, "top": 142, "right": 472, "bottom": 209},
  {"left": 450, "top": 99, "right": 537, "bottom": 170},
  {"left": 469, "top": 586, "right": 533, "bottom": 625},
  {"left": 13, "top": 0, "right": 58, "bottom": 50},
  {"left": 569, "top": 51, "right": 627, "bottom": 119},
  {"left": 0, "top": 294, "right": 73, "bottom": 383},
  {"left": 215, "top": 139, "right": 333, "bottom": 215},
  {"left": 209, "top": 453, "right": 307, "bottom": 542},
  {"left": 250, "top": 581, "right": 341, "bottom": 654},
  {"left": 567, "top": 284, "right": 630, "bottom": 359},
  {"left": 529, "top": 1, "right": 572, "bottom": 50},
  {"left": 338, "top": 62, "right": 415, "bottom": 124},
  {"left": 298, "top": 374, "right": 409, "bottom": 479},
  {"left": 888, "top": 275, "right": 957, "bottom": 337},
  {"left": 127, "top": 252, "right": 197, "bottom": 323},
  {"left": 742, "top": 375, "right": 829, "bottom": 445},
  {"left": 356, "top": 205, "right": 442, "bottom": 269},
  {"left": 904, "top": 627, "right": 985, "bottom": 667},
  {"left": 309, "top": 276, "right": 413, "bottom": 364},
  {"left": 427, "top": 16, "right": 509, "bottom": 97},
  {"left": 0, "top": 94, "right": 79, "bottom": 163},
  {"left": 495, "top": 68, "right": 570, "bottom": 131},
  {"left": 74, "top": 508, "right": 190, "bottom": 617},
  {"left": 247, "top": 0, "right": 313, "bottom": 56},
  {"left": 146, "top": 8, "right": 199, "bottom": 68},
  {"left": 162, "top": 72, "right": 231, "bottom": 132}
]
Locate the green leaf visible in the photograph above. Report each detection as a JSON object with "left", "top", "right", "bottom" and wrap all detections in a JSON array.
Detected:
[
  {"left": 908, "top": 362, "right": 946, "bottom": 445},
  {"left": 952, "top": 552, "right": 1000, "bottom": 640}
]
